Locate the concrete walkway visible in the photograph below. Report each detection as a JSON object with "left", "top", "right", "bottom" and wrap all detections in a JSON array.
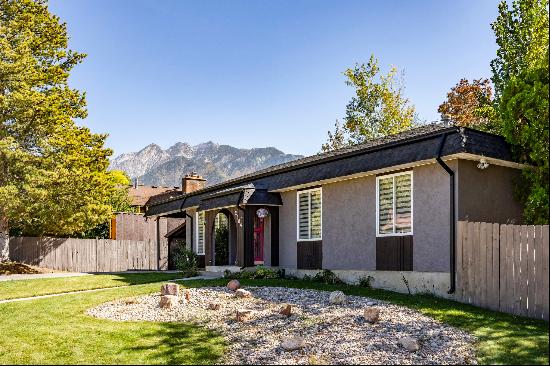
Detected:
[{"left": 0, "top": 272, "right": 223, "bottom": 304}]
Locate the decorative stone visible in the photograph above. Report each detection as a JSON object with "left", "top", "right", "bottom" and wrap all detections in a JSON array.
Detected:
[
  {"left": 208, "top": 302, "right": 221, "bottom": 310},
  {"left": 329, "top": 291, "right": 346, "bottom": 304},
  {"left": 281, "top": 337, "right": 306, "bottom": 351},
  {"left": 159, "top": 295, "right": 179, "bottom": 309},
  {"left": 236, "top": 308, "right": 252, "bottom": 322},
  {"left": 235, "top": 289, "right": 252, "bottom": 298},
  {"left": 399, "top": 337, "right": 420, "bottom": 352},
  {"left": 184, "top": 289, "right": 191, "bottom": 302},
  {"left": 279, "top": 304, "right": 292, "bottom": 317},
  {"left": 227, "top": 279, "right": 241, "bottom": 291},
  {"left": 363, "top": 307, "right": 380, "bottom": 323},
  {"left": 160, "top": 283, "right": 180, "bottom": 297},
  {"left": 366, "top": 301, "right": 376, "bottom": 306}
]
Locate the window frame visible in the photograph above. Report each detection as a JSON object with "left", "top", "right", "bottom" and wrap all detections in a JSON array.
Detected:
[
  {"left": 296, "top": 187, "right": 323, "bottom": 241},
  {"left": 195, "top": 211, "right": 205, "bottom": 255},
  {"left": 375, "top": 171, "right": 414, "bottom": 237}
]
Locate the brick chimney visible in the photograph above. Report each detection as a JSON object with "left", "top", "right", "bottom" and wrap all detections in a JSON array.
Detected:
[{"left": 182, "top": 172, "right": 206, "bottom": 194}]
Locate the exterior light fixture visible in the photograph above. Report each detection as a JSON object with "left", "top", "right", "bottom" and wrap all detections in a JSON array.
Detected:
[
  {"left": 477, "top": 158, "right": 489, "bottom": 170},
  {"left": 256, "top": 208, "right": 269, "bottom": 218}
]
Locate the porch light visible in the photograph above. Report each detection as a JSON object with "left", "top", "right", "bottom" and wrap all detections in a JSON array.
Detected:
[{"left": 256, "top": 208, "right": 269, "bottom": 218}]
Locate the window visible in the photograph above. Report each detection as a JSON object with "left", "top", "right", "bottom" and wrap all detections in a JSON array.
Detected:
[
  {"left": 376, "top": 171, "right": 413, "bottom": 236},
  {"left": 297, "top": 188, "right": 322, "bottom": 240},
  {"left": 196, "top": 211, "right": 205, "bottom": 255}
]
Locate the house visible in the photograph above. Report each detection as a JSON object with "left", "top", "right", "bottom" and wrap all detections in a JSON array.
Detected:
[
  {"left": 145, "top": 124, "right": 524, "bottom": 297},
  {"left": 128, "top": 179, "right": 181, "bottom": 214}
]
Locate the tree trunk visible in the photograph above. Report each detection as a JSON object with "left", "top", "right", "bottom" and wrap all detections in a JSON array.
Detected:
[{"left": 0, "top": 216, "right": 9, "bottom": 262}]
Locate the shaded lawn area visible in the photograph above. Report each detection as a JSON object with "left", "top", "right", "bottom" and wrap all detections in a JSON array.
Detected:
[
  {"left": 0, "top": 272, "right": 183, "bottom": 300},
  {"left": 181, "top": 278, "right": 549, "bottom": 365},
  {"left": 0, "top": 282, "right": 225, "bottom": 365}
]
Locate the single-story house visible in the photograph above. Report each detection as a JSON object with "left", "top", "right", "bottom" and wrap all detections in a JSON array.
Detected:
[{"left": 145, "top": 124, "right": 524, "bottom": 297}]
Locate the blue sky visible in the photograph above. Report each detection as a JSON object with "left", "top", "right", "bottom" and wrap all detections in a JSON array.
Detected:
[{"left": 49, "top": 0, "right": 500, "bottom": 157}]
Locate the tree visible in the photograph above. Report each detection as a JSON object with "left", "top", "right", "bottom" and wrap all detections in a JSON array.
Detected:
[
  {"left": 437, "top": 78, "right": 496, "bottom": 128},
  {"left": 0, "top": 0, "right": 119, "bottom": 260},
  {"left": 491, "top": 0, "right": 549, "bottom": 224},
  {"left": 323, "top": 55, "right": 417, "bottom": 152}
]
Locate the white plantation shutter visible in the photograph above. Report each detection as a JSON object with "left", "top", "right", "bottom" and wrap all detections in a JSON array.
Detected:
[
  {"left": 197, "top": 211, "right": 205, "bottom": 255},
  {"left": 297, "top": 188, "right": 322, "bottom": 240},
  {"left": 395, "top": 173, "right": 412, "bottom": 233},
  {"left": 310, "top": 190, "right": 322, "bottom": 239},
  {"left": 378, "top": 177, "right": 394, "bottom": 235},
  {"left": 377, "top": 172, "right": 413, "bottom": 235}
]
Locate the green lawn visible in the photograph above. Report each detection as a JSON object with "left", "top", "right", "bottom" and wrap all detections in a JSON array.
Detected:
[
  {"left": 0, "top": 272, "right": 183, "bottom": 300},
  {"left": 0, "top": 276, "right": 547, "bottom": 365}
]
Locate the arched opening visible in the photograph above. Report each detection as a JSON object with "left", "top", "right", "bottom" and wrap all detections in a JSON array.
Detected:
[{"left": 212, "top": 209, "right": 237, "bottom": 266}]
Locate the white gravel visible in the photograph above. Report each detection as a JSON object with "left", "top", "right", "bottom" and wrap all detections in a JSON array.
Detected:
[{"left": 87, "top": 286, "right": 477, "bottom": 365}]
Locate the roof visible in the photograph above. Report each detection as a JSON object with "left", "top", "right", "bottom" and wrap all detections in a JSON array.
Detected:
[
  {"left": 146, "top": 123, "right": 515, "bottom": 217},
  {"left": 128, "top": 185, "right": 181, "bottom": 207}
]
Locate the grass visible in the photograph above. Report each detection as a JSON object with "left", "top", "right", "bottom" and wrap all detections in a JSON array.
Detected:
[
  {"left": 0, "top": 276, "right": 547, "bottom": 364},
  {"left": 182, "top": 278, "right": 549, "bottom": 365},
  {"left": 0, "top": 272, "right": 184, "bottom": 300},
  {"left": 0, "top": 282, "right": 225, "bottom": 364}
]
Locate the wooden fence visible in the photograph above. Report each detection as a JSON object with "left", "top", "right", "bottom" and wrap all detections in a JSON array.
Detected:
[
  {"left": 456, "top": 221, "right": 549, "bottom": 320},
  {"left": 9, "top": 237, "right": 169, "bottom": 272}
]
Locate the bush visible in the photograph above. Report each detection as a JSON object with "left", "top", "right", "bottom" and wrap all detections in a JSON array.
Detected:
[
  {"left": 223, "top": 265, "right": 281, "bottom": 280},
  {"left": 311, "top": 269, "right": 344, "bottom": 285},
  {"left": 358, "top": 275, "right": 374, "bottom": 288},
  {"left": 173, "top": 245, "right": 199, "bottom": 278}
]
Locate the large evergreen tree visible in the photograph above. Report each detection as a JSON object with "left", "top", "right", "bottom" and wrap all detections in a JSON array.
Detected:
[
  {"left": 491, "top": 0, "right": 549, "bottom": 224},
  {"left": 0, "top": 0, "right": 123, "bottom": 260}
]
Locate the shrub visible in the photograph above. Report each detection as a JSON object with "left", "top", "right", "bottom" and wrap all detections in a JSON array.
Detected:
[
  {"left": 312, "top": 269, "right": 344, "bottom": 285},
  {"left": 358, "top": 275, "right": 374, "bottom": 288},
  {"left": 223, "top": 265, "right": 281, "bottom": 280},
  {"left": 173, "top": 245, "right": 199, "bottom": 278}
]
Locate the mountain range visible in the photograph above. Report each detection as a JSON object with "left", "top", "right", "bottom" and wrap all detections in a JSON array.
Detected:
[{"left": 110, "top": 142, "right": 304, "bottom": 187}]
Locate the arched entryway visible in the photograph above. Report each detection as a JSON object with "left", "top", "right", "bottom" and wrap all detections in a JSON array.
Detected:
[{"left": 211, "top": 209, "right": 237, "bottom": 266}]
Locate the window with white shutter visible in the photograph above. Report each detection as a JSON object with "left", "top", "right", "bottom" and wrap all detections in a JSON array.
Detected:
[
  {"left": 297, "top": 188, "right": 322, "bottom": 240},
  {"left": 376, "top": 171, "right": 413, "bottom": 236},
  {"left": 196, "top": 211, "right": 205, "bottom": 255}
]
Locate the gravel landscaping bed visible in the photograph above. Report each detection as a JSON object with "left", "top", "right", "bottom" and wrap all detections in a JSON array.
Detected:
[{"left": 87, "top": 286, "right": 476, "bottom": 365}]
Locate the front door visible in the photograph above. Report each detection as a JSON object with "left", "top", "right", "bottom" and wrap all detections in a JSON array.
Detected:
[{"left": 253, "top": 215, "right": 264, "bottom": 264}]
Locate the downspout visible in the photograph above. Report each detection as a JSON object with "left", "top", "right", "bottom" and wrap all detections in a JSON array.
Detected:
[
  {"left": 156, "top": 217, "right": 161, "bottom": 270},
  {"left": 436, "top": 133, "right": 456, "bottom": 294},
  {"left": 236, "top": 190, "right": 246, "bottom": 269},
  {"left": 185, "top": 211, "right": 193, "bottom": 251}
]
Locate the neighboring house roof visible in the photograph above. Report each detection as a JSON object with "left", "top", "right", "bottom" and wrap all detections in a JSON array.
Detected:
[
  {"left": 146, "top": 123, "right": 517, "bottom": 217},
  {"left": 129, "top": 185, "right": 180, "bottom": 207}
]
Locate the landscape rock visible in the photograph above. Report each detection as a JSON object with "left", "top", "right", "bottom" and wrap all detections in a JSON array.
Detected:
[
  {"left": 281, "top": 337, "right": 306, "bottom": 351},
  {"left": 236, "top": 308, "right": 252, "bottom": 322},
  {"left": 184, "top": 289, "right": 191, "bottom": 302},
  {"left": 329, "top": 291, "right": 346, "bottom": 304},
  {"left": 279, "top": 304, "right": 292, "bottom": 317},
  {"left": 208, "top": 302, "right": 221, "bottom": 310},
  {"left": 159, "top": 295, "right": 179, "bottom": 309},
  {"left": 227, "top": 279, "right": 241, "bottom": 291},
  {"left": 235, "top": 289, "right": 252, "bottom": 298},
  {"left": 363, "top": 307, "right": 380, "bottom": 323},
  {"left": 399, "top": 336, "right": 420, "bottom": 352},
  {"left": 366, "top": 301, "right": 376, "bottom": 306},
  {"left": 160, "top": 283, "right": 180, "bottom": 297}
]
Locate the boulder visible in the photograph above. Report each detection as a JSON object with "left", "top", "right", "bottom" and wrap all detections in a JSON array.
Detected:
[
  {"left": 235, "top": 289, "right": 252, "bottom": 298},
  {"left": 329, "top": 291, "right": 346, "bottom": 304},
  {"left": 159, "top": 295, "right": 179, "bottom": 309},
  {"left": 366, "top": 301, "right": 376, "bottom": 306},
  {"left": 279, "top": 304, "right": 292, "bottom": 317},
  {"left": 236, "top": 309, "right": 252, "bottom": 322},
  {"left": 208, "top": 302, "right": 221, "bottom": 310},
  {"left": 281, "top": 337, "right": 306, "bottom": 351},
  {"left": 399, "top": 337, "right": 420, "bottom": 352},
  {"left": 363, "top": 307, "right": 380, "bottom": 323},
  {"left": 184, "top": 289, "right": 191, "bottom": 302},
  {"left": 160, "top": 283, "right": 180, "bottom": 297},
  {"left": 227, "top": 279, "right": 241, "bottom": 291}
]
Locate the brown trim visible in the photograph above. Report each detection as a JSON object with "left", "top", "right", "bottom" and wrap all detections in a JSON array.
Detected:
[
  {"left": 297, "top": 240, "right": 322, "bottom": 269},
  {"left": 376, "top": 235, "right": 413, "bottom": 271}
]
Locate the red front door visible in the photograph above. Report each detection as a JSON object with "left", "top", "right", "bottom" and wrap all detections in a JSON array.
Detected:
[{"left": 253, "top": 216, "right": 264, "bottom": 264}]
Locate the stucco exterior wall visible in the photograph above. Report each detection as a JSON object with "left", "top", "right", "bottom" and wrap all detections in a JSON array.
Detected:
[
  {"left": 322, "top": 176, "right": 376, "bottom": 270},
  {"left": 279, "top": 191, "right": 297, "bottom": 268},
  {"left": 456, "top": 159, "right": 523, "bottom": 224}
]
